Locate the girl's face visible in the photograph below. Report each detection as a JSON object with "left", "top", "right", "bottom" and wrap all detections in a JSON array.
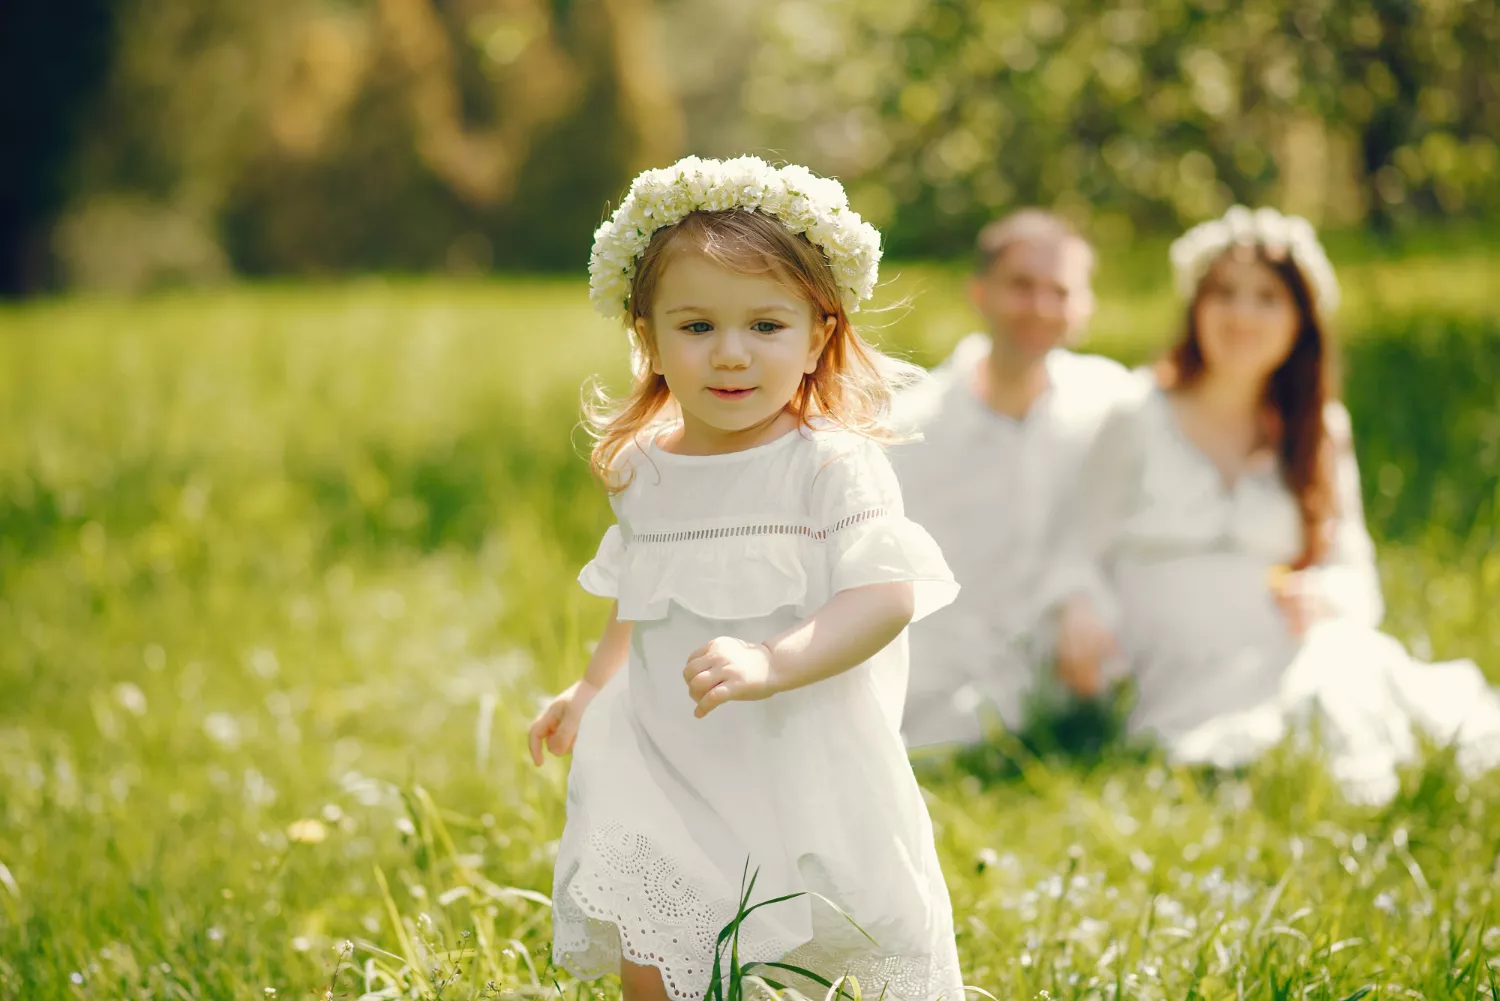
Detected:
[
  {"left": 639, "top": 250, "right": 833, "bottom": 450},
  {"left": 1193, "top": 252, "right": 1301, "bottom": 386}
]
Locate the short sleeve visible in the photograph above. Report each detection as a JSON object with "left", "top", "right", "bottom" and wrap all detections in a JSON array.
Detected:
[
  {"left": 577, "top": 443, "right": 644, "bottom": 600},
  {"left": 811, "top": 435, "right": 959, "bottom": 621},
  {"left": 578, "top": 524, "right": 625, "bottom": 598}
]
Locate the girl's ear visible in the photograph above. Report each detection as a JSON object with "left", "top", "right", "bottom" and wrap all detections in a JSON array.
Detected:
[
  {"left": 635, "top": 316, "right": 663, "bottom": 375},
  {"left": 805, "top": 313, "right": 836, "bottom": 374}
]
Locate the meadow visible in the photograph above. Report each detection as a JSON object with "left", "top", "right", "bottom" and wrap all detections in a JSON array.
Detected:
[{"left": 2, "top": 234, "right": 1499, "bottom": 1000}]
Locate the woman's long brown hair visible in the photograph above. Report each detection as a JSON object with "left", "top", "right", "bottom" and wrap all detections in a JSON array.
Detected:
[{"left": 1157, "top": 248, "right": 1338, "bottom": 568}]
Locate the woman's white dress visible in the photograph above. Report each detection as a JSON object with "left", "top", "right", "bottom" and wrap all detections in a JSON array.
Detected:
[
  {"left": 551, "top": 424, "right": 964, "bottom": 1001},
  {"left": 1059, "top": 384, "right": 1500, "bottom": 804}
]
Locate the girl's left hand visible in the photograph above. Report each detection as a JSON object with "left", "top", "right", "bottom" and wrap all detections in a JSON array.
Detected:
[{"left": 683, "top": 637, "right": 777, "bottom": 718}]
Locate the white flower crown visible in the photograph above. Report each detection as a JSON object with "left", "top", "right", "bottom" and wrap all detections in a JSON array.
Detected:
[
  {"left": 1170, "top": 206, "right": 1340, "bottom": 315},
  {"left": 588, "top": 155, "right": 882, "bottom": 323}
]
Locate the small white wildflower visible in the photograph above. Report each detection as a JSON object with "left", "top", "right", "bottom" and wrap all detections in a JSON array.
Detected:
[
  {"left": 287, "top": 819, "right": 328, "bottom": 845},
  {"left": 1072, "top": 917, "right": 1109, "bottom": 945},
  {"left": 203, "top": 712, "right": 241, "bottom": 750},
  {"left": 249, "top": 647, "right": 280, "bottom": 679},
  {"left": 114, "top": 682, "right": 148, "bottom": 717}
]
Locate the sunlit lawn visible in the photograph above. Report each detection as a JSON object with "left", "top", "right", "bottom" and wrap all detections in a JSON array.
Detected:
[{"left": 2, "top": 238, "right": 1499, "bottom": 999}]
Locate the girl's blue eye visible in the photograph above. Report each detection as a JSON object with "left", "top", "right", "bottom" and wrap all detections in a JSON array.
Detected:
[
  {"left": 682, "top": 321, "right": 712, "bottom": 334},
  {"left": 752, "top": 321, "right": 784, "bottom": 334}
]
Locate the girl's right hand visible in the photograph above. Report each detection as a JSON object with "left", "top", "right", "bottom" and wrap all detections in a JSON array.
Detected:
[
  {"left": 1055, "top": 594, "right": 1118, "bottom": 699},
  {"left": 527, "top": 680, "right": 600, "bottom": 766}
]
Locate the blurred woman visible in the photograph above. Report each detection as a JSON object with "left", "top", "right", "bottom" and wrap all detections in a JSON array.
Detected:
[{"left": 1052, "top": 206, "right": 1500, "bottom": 803}]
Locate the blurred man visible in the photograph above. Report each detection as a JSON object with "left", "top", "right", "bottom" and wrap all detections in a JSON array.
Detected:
[{"left": 892, "top": 209, "right": 1140, "bottom": 751}]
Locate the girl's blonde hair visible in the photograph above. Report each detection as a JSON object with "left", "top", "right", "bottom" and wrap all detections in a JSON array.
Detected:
[{"left": 585, "top": 209, "right": 918, "bottom": 491}]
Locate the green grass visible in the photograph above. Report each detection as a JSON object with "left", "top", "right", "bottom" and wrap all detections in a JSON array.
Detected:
[{"left": 2, "top": 244, "right": 1499, "bottom": 1000}]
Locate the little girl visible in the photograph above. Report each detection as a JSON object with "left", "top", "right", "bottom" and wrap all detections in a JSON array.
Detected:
[{"left": 527, "top": 156, "right": 964, "bottom": 1001}]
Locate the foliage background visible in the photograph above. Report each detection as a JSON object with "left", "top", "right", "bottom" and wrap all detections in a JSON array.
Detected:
[
  {"left": 4, "top": 2, "right": 1500, "bottom": 998},
  {"left": 4, "top": 0, "right": 1498, "bottom": 293}
]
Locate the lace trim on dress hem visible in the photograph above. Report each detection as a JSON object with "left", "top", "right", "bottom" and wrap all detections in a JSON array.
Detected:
[
  {"left": 553, "top": 816, "right": 964, "bottom": 1001},
  {"left": 551, "top": 820, "right": 799, "bottom": 1001}
]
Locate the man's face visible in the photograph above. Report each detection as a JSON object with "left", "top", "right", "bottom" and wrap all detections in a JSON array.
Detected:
[{"left": 969, "top": 237, "right": 1095, "bottom": 364}]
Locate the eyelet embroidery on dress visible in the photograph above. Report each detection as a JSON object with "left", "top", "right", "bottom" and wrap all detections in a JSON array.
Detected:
[
  {"left": 554, "top": 815, "right": 961, "bottom": 1001},
  {"left": 553, "top": 821, "right": 799, "bottom": 1001},
  {"left": 631, "top": 508, "right": 891, "bottom": 545}
]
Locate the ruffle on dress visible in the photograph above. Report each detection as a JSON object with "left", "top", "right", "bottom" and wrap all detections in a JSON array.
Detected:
[{"left": 577, "top": 513, "right": 959, "bottom": 624}]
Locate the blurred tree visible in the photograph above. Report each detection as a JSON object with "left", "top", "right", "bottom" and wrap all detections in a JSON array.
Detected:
[
  {"left": 743, "top": 0, "right": 1500, "bottom": 257},
  {"left": 10, "top": 0, "right": 1498, "bottom": 289},
  {"left": 0, "top": 0, "right": 115, "bottom": 295},
  {"left": 48, "top": 0, "right": 684, "bottom": 291}
]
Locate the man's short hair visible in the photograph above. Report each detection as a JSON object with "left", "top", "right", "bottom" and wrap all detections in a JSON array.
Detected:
[{"left": 974, "top": 209, "right": 1095, "bottom": 276}]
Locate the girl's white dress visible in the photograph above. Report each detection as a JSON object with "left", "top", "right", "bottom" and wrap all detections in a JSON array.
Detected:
[
  {"left": 551, "top": 423, "right": 964, "bottom": 1001},
  {"left": 1060, "top": 384, "right": 1500, "bottom": 804}
]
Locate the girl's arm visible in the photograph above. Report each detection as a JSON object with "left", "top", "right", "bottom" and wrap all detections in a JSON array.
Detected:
[
  {"left": 684, "top": 581, "right": 915, "bottom": 718},
  {"left": 528, "top": 602, "right": 632, "bottom": 763},
  {"left": 765, "top": 581, "right": 914, "bottom": 691},
  {"left": 583, "top": 601, "right": 634, "bottom": 690}
]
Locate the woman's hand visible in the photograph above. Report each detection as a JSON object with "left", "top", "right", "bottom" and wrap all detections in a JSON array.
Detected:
[
  {"left": 527, "top": 680, "right": 601, "bottom": 765},
  {"left": 683, "top": 637, "right": 777, "bottom": 719},
  {"left": 1268, "top": 566, "right": 1332, "bottom": 637},
  {"left": 1056, "top": 594, "right": 1118, "bottom": 699}
]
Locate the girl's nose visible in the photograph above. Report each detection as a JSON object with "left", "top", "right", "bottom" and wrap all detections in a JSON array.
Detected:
[{"left": 711, "top": 329, "right": 751, "bottom": 368}]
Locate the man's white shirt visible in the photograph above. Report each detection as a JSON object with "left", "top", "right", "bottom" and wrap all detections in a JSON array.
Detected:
[{"left": 890, "top": 334, "right": 1140, "bottom": 748}]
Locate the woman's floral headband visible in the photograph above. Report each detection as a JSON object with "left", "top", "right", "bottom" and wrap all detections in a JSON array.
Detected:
[
  {"left": 588, "top": 155, "right": 882, "bottom": 323},
  {"left": 1170, "top": 206, "right": 1340, "bottom": 315}
]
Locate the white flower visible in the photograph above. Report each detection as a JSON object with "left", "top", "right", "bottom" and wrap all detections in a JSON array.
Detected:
[
  {"left": 114, "top": 682, "right": 148, "bottom": 717},
  {"left": 587, "top": 155, "right": 881, "bottom": 323},
  {"left": 286, "top": 818, "right": 328, "bottom": 844},
  {"left": 203, "top": 712, "right": 241, "bottom": 749},
  {"left": 1169, "top": 205, "right": 1340, "bottom": 315}
]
